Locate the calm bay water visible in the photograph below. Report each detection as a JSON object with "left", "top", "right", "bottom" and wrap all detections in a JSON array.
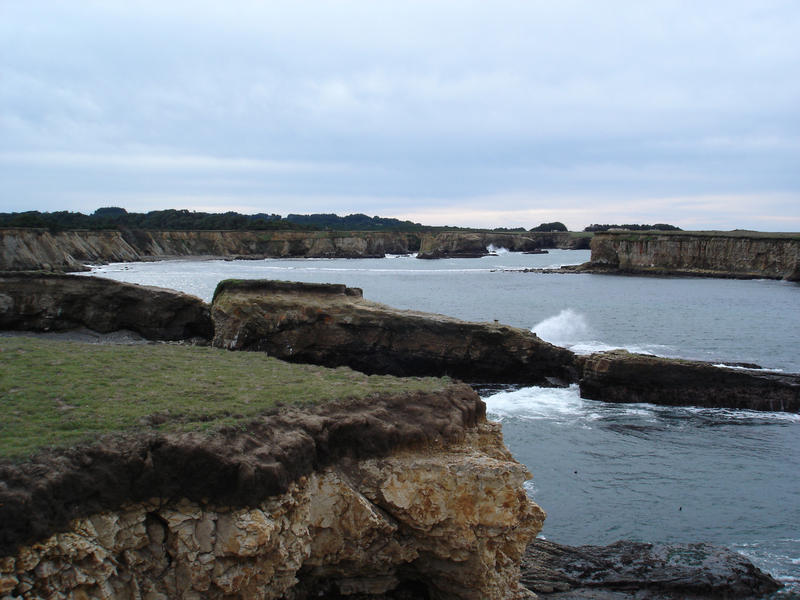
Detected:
[{"left": 83, "top": 250, "right": 800, "bottom": 593}]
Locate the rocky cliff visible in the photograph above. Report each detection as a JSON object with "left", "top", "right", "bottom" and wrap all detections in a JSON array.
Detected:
[
  {"left": 586, "top": 230, "right": 800, "bottom": 280},
  {"left": 0, "top": 271, "right": 212, "bottom": 341},
  {"left": 0, "top": 229, "right": 422, "bottom": 271},
  {"left": 0, "top": 387, "right": 544, "bottom": 600},
  {"left": 417, "top": 232, "right": 589, "bottom": 259},
  {"left": 211, "top": 279, "right": 576, "bottom": 384},
  {"left": 578, "top": 350, "right": 800, "bottom": 412}
]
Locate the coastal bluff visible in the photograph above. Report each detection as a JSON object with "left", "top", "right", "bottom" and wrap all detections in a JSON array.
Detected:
[
  {"left": 0, "top": 376, "right": 543, "bottom": 600},
  {"left": 0, "top": 228, "right": 592, "bottom": 272},
  {"left": 0, "top": 229, "right": 421, "bottom": 271},
  {"left": 584, "top": 230, "right": 800, "bottom": 280}
]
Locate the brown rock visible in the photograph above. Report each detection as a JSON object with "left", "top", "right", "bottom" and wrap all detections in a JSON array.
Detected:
[
  {"left": 520, "top": 538, "right": 782, "bottom": 599},
  {"left": 578, "top": 350, "right": 800, "bottom": 412},
  {"left": 211, "top": 279, "right": 576, "bottom": 384},
  {"left": 0, "top": 271, "right": 212, "bottom": 341}
]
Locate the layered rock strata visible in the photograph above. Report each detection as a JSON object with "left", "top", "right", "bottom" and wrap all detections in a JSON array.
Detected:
[
  {"left": 520, "top": 538, "right": 782, "bottom": 599},
  {"left": 0, "top": 271, "right": 212, "bottom": 341},
  {"left": 0, "top": 387, "right": 544, "bottom": 599},
  {"left": 0, "top": 229, "right": 422, "bottom": 272},
  {"left": 585, "top": 230, "right": 800, "bottom": 280},
  {"left": 578, "top": 350, "right": 800, "bottom": 412},
  {"left": 210, "top": 279, "right": 576, "bottom": 384},
  {"left": 417, "top": 232, "right": 589, "bottom": 259}
]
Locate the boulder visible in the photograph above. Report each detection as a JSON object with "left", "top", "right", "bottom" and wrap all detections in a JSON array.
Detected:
[
  {"left": 520, "top": 538, "right": 782, "bottom": 599},
  {"left": 0, "top": 271, "right": 212, "bottom": 341},
  {"left": 578, "top": 350, "right": 800, "bottom": 412},
  {"left": 211, "top": 279, "right": 576, "bottom": 384}
]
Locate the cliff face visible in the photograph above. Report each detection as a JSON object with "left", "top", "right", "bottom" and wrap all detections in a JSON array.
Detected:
[
  {"left": 417, "top": 232, "right": 589, "bottom": 259},
  {"left": 0, "top": 388, "right": 544, "bottom": 600},
  {"left": 0, "top": 229, "right": 422, "bottom": 271},
  {"left": 588, "top": 231, "right": 800, "bottom": 280},
  {"left": 211, "top": 279, "right": 576, "bottom": 384}
]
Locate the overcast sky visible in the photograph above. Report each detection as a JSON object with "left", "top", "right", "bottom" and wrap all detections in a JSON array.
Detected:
[{"left": 1, "top": 1, "right": 799, "bottom": 230}]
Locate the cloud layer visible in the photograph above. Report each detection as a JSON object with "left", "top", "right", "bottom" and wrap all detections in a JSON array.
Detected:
[{"left": 2, "top": 1, "right": 799, "bottom": 229}]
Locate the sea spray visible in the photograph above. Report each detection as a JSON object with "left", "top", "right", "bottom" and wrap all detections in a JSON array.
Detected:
[
  {"left": 486, "top": 244, "right": 509, "bottom": 255},
  {"left": 532, "top": 309, "right": 592, "bottom": 347}
]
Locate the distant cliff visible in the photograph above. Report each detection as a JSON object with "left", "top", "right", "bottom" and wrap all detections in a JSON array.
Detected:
[
  {"left": 417, "top": 231, "right": 590, "bottom": 258},
  {"left": 0, "top": 229, "right": 422, "bottom": 271},
  {"left": 586, "top": 230, "right": 800, "bottom": 281}
]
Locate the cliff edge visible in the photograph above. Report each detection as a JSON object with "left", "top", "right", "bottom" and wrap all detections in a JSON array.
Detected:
[
  {"left": 0, "top": 336, "right": 543, "bottom": 600},
  {"left": 584, "top": 230, "right": 800, "bottom": 280}
]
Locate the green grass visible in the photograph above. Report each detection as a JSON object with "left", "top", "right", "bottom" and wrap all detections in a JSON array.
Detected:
[{"left": 0, "top": 337, "right": 449, "bottom": 459}]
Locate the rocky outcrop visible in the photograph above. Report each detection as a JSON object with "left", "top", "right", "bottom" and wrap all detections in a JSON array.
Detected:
[
  {"left": 0, "top": 387, "right": 544, "bottom": 599},
  {"left": 578, "top": 350, "right": 800, "bottom": 412},
  {"left": 211, "top": 279, "right": 576, "bottom": 384},
  {"left": 417, "top": 232, "right": 589, "bottom": 259},
  {"left": 584, "top": 230, "right": 800, "bottom": 280},
  {"left": 0, "top": 272, "right": 212, "bottom": 341},
  {"left": 520, "top": 538, "right": 782, "bottom": 599},
  {"left": 0, "top": 229, "right": 422, "bottom": 271}
]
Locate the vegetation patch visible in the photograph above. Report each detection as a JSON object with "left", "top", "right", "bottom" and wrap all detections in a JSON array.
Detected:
[{"left": 0, "top": 336, "right": 449, "bottom": 459}]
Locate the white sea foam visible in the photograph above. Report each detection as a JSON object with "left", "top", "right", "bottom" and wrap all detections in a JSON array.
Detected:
[
  {"left": 486, "top": 244, "right": 509, "bottom": 254},
  {"left": 483, "top": 384, "right": 587, "bottom": 422}
]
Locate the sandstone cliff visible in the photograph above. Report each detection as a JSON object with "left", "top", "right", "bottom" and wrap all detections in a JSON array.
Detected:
[
  {"left": 0, "top": 229, "right": 422, "bottom": 272},
  {"left": 0, "top": 387, "right": 544, "bottom": 600},
  {"left": 417, "top": 232, "right": 589, "bottom": 259},
  {"left": 211, "top": 279, "right": 576, "bottom": 384},
  {"left": 586, "top": 230, "right": 800, "bottom": 280}
]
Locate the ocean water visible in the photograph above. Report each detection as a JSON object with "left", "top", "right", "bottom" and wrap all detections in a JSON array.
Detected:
[{"left": 82, "top": 250, "right": 800, "bottom": 593}]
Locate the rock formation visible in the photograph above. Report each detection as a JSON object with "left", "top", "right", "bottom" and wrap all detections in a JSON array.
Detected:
[
  {"left": 0, "top": 229, "right": 422, "bottom": 272},
  {"left": 417, "top": 232, "right": 589, "bottom": 259},
  {"left": 584, "top": 230, "right": 800, "bottom": 280},
  {"left": 0, "top": 387, "right": 544, "bottom": 599},
  {"left": 0, "top": 271, "right": 212, "bottom": 341},
  {"left": 520, "top": 538, "right": 781, "bottom": 599},
  {"left": 578, "top": 350, "right": 800, "bottom": 412},
  {"left": 210, "top": 279, "right": 576, "bottom": 384}
]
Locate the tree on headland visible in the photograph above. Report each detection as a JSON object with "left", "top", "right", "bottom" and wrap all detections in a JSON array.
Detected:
[{"left": 530, "top": 222, "right": 568, "bottom": 232}]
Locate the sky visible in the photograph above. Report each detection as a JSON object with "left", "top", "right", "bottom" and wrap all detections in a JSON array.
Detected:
[{"left": 1, "top": 1, "right": 799, "bottom": 231}]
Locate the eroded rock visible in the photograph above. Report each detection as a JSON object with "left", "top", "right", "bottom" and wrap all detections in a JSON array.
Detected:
[
  {"left": 578, "top": 350, "right": 800, "bottom": 412},
  {"left": 0, "top": 272, "right": 212, "bottom": 341},
  {"left": 210, "top": 279, "right": 576, "bottom": 384},
  {"left": 520, "top": 538, "right": 782, "bottom": 599},
  {"left": 0, "top": 415, "right": 542, "bottom": 599}
]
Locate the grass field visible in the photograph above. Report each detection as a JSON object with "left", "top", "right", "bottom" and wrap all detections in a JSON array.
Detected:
[{"left": 0, "top": 336, "right": 448, "bottom": 459}]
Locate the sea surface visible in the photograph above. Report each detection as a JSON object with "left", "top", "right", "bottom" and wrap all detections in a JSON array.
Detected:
[{"left": 83, "top": 250, "right": 800, "bottom": 595}]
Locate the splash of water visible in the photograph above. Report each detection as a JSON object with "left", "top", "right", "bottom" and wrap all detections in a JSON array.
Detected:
[
  {"left": 486, "top": 244, "right": 509, "bottom": 254},
  {"left": 532, "top": 309, "right": 592, "bottom": 347}
]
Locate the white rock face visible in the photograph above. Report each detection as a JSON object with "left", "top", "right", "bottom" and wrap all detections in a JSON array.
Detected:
[{"left": 0, "top": 423, "right": 543, "bottom": 600}]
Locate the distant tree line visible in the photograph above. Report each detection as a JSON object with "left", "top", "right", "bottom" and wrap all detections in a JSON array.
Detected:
[
  {"left": 583, "top": 223, "right": 681, "bottom": 232},
  {"left": 0, "top": 208, "right": 435, "bottom": 232},
  {"left": 0, "top": 209, "right": 579, "bottom": 233}
]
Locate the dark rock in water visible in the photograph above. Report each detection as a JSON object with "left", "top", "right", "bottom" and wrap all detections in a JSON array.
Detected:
[
  {"left": 524, "top": 249, "right": 550, "bottom": 254},
  {"left": 521, "top": 538, "right": 782, "bottom": 599},
  {"left": 0, "top": 271, "right": 212, "bottom": 341},
  {"left": 578, "top": 350, "right": 800, "bottom": 413},
  {"left": 211, "top": 279, "right": 576, "bottom": 384}
]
